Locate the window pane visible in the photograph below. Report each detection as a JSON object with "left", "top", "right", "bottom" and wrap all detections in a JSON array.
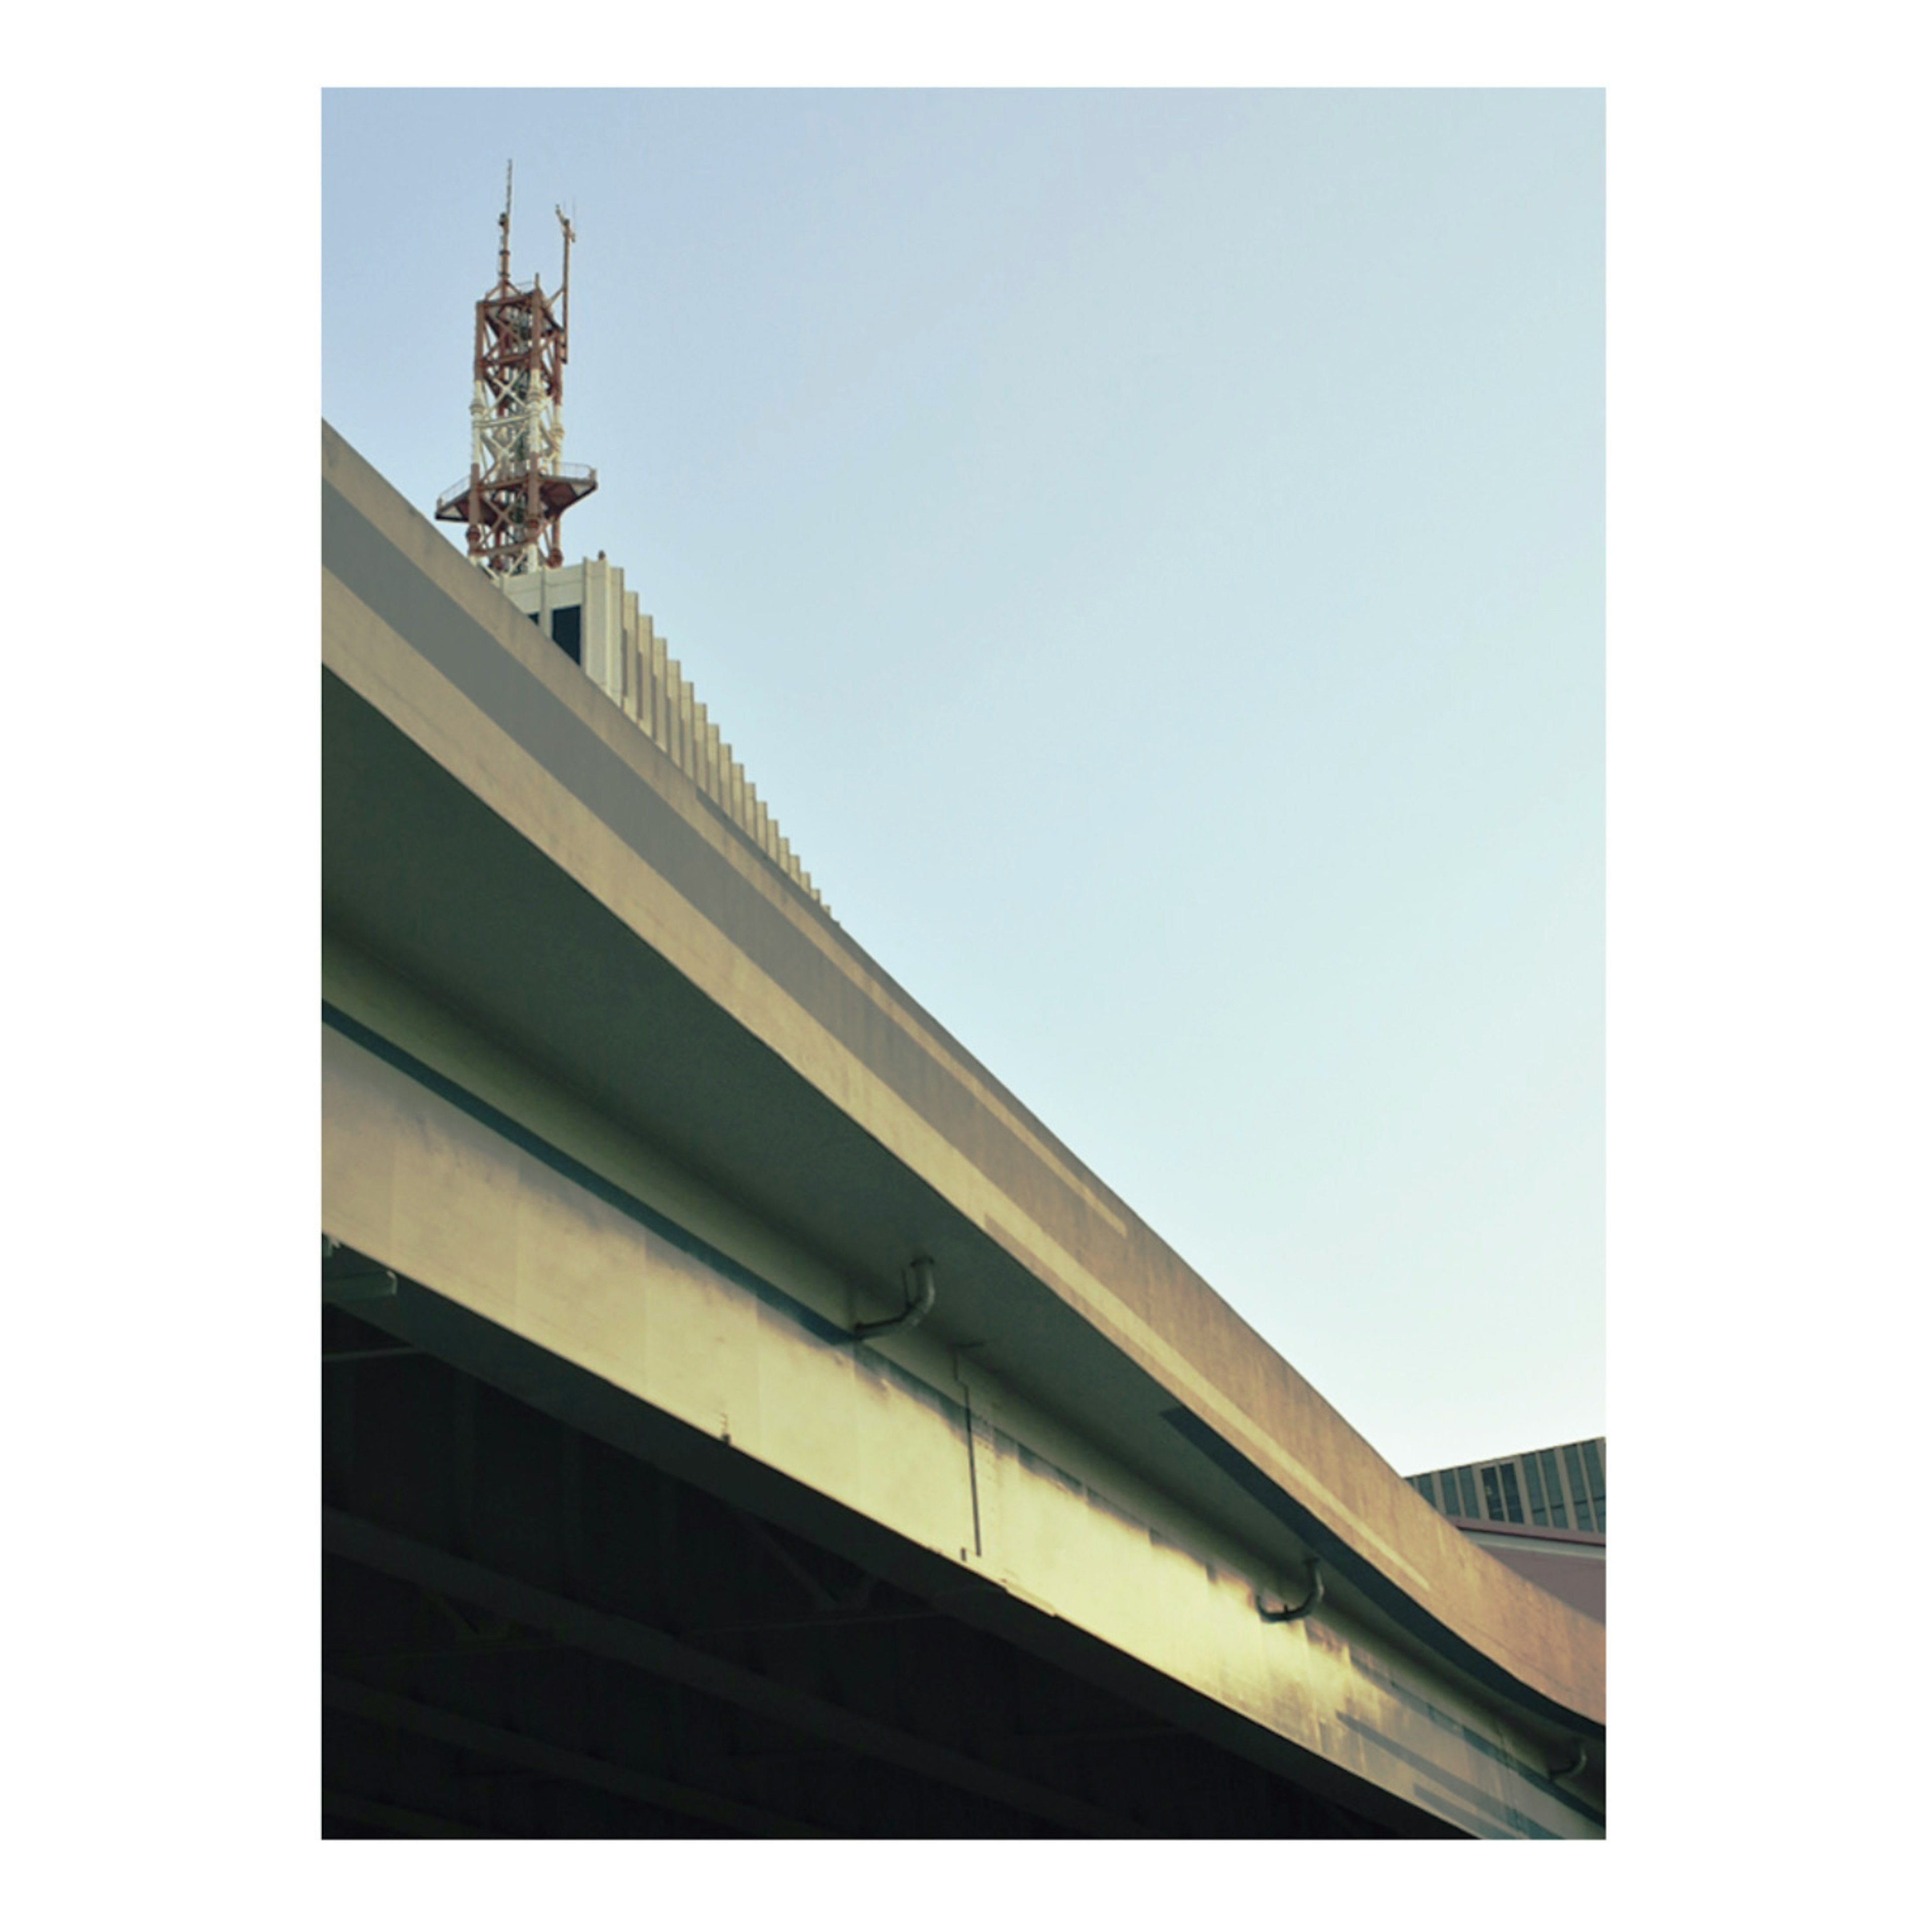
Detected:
[
  {"left": 1581, "top": 1438, "right": 1605, "bottom": 1530},
  {"left": 1499, "top": 1463, "right": 1525, "bottom": 1523},
  {"left": 1564, "top": 1443, "right": 1596, "bottom": 1532},
  {"left": 1540, "top": 1451, "right": 1570, "bottom": 1529},
  {"left": 1522, "top": 1454, "right": 1549, "bottom": 1525}
]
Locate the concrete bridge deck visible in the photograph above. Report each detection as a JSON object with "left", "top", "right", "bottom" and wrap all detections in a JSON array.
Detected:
[{"left": 321, "top": 421, "right": 1605, "bottom": 1838}]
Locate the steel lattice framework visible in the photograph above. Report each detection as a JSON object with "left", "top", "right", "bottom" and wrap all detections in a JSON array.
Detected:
[{"left": 436, "top": 169, "right": 596, "bottom": 574}]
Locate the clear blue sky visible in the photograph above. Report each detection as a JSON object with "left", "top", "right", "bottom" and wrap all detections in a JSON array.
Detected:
[{"left": 323, "top": 89, "right": 1604, "bottom": 1476}]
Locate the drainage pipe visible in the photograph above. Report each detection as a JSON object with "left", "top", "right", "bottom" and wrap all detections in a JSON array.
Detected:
[
  {"left": 1257, "top": 1558, "right": 1324, "bottom": 1623},
  {"left": 852, "top": 1257, "right": 936, "bottom": 1342}
]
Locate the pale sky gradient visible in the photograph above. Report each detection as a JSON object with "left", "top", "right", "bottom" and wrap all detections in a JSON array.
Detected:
[{"left": 323, "top": 89, "right": 1604, "bottom": 1476}]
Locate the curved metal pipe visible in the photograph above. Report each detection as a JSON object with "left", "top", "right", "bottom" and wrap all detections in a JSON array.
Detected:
[
  {"left": 1257, "top": 1558, "right": 1323, "bottom": 1623},
  {"left": 1551, "top": 1743, "right": 1589, "bottom": 1784},
  {"left": 853, "top": 1257, "right": 936, "bottom": 1342}
]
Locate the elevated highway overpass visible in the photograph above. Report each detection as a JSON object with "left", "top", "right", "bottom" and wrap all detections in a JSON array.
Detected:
[{"left": 321, "top": 422, "right": 1606, "bottom": 1838}]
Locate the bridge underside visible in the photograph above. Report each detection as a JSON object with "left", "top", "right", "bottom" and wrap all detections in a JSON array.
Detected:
[{"left": 322, "top": 1292, "right": 1433, "bottom": 1840}]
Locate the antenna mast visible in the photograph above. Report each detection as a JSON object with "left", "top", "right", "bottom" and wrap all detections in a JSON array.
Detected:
[{"left": 436, "top": 166, "right": 597, "bottom": 574}]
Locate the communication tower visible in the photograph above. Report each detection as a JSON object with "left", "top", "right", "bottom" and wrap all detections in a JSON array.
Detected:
[{"left": 436, "top": 166, "right": 597, "bottom": 573}]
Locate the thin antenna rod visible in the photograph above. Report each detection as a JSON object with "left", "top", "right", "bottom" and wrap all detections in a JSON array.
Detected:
[
  {"left": 498, "top": 159, "right": 513, "bottom": 284},
  {"left": 556, "top": 204, "right": 574, "bottom": 341}
]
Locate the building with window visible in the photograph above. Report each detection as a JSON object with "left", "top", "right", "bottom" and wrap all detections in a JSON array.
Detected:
[
  {"left": 1407, "top": 1439, "right": 1605, "bottom": 1626},
  {"left": 1409, "top": 1437, "right": 1605, "bottom": 1535}
]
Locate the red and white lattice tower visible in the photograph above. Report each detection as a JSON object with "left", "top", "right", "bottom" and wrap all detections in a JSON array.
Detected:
[{"left": 436, "top": 166, "right": 597, "bottom": 574}]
